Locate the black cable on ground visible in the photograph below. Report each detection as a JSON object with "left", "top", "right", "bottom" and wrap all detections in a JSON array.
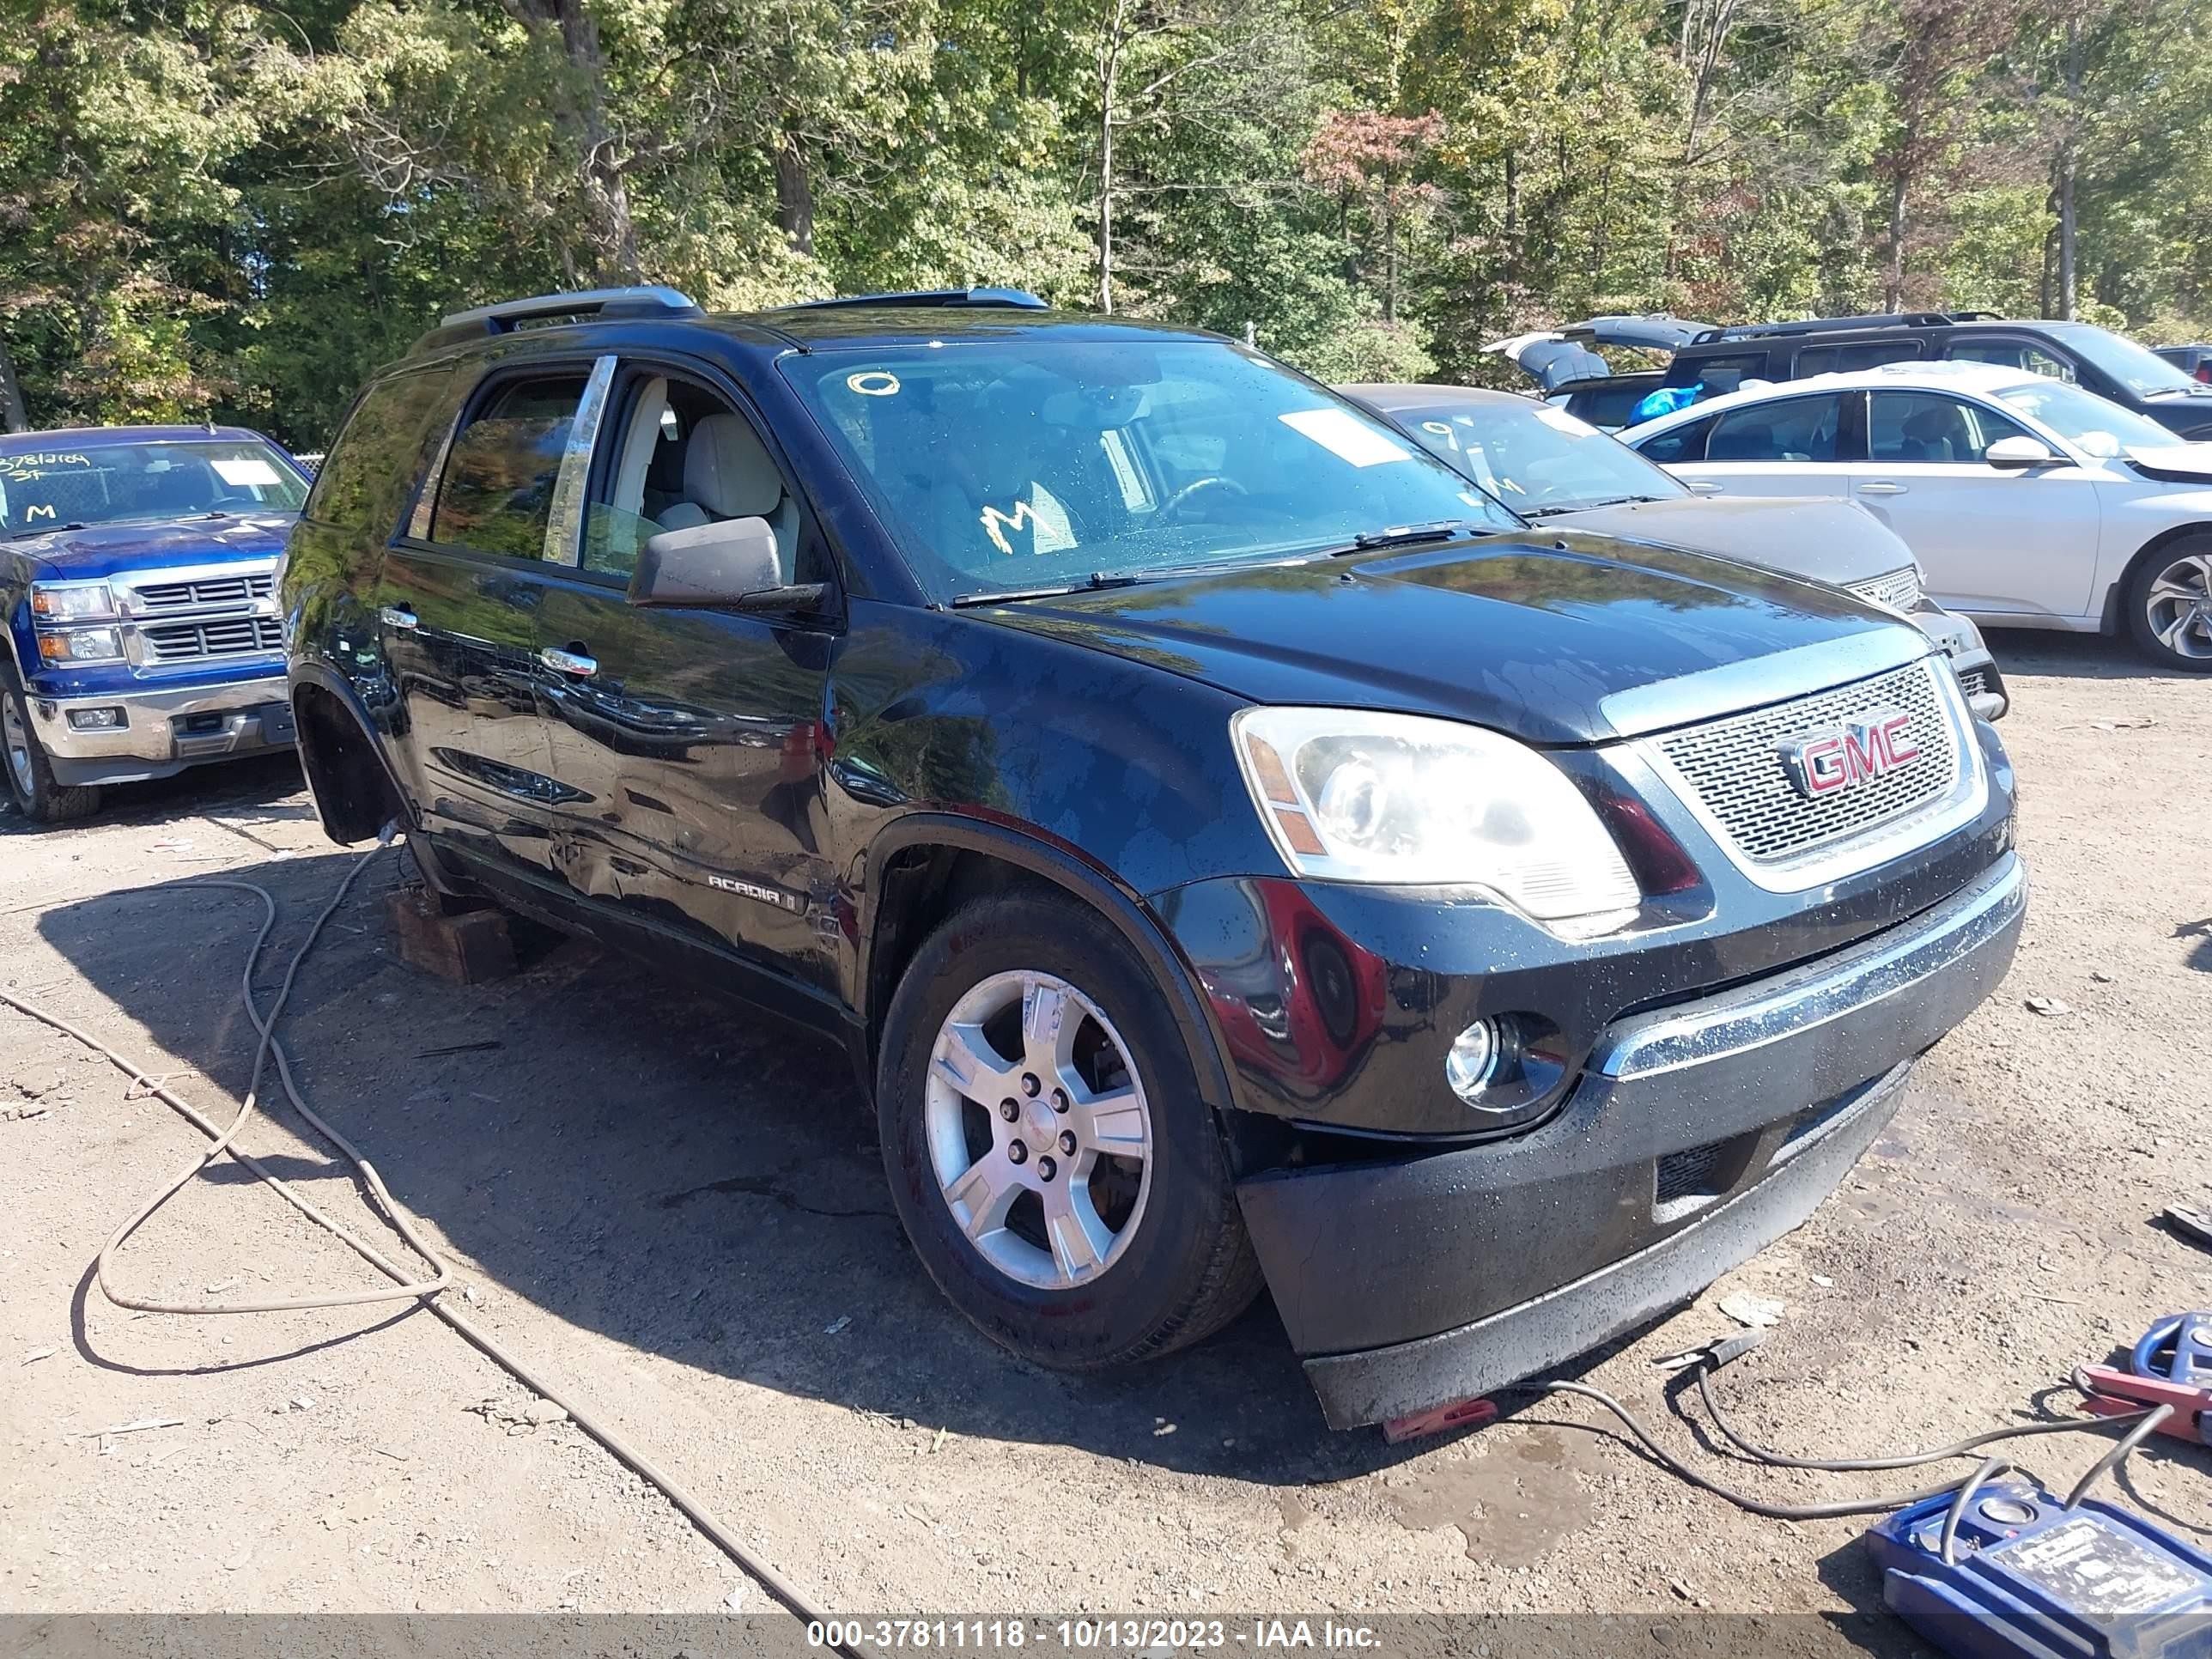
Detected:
[
  {"left": 1538, "top": 1380, "right": 2017, "bottom": 1521},
  {"left": 1695, "top": 1358, "right": 2154, "bottom": 1472},
  {"left": 1534, "top": 1358, "right": 2170, "bottom": 1526},
  {"left": 0, "top": 841, "right": 866, "bottom": 1659},
  {"left": 2067, "top": 1404, "right": 2176, "bottom": 1508}
]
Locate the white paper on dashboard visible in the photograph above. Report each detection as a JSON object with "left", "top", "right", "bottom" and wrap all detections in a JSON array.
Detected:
[
  {"left": 212, "top": 456, "right": 283, "bottom": 488},
  {"left": 1278, "top": 407, "right": 1413, "bottom": 468}
]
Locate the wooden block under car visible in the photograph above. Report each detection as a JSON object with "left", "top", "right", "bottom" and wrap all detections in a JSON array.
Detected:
[{"left": 385, "top": 887, "right": 516, "bottom": 983}]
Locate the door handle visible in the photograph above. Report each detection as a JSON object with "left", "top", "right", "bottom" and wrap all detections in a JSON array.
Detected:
[
  {"left": 538, "top": 646, "right": 598, "bottom": 678},
  {"left": 1856, "top": 481, "right": 1907, "bottom": 496},
  {"left": 380, "top": 605, "right": 419, "bottom": 630},
  {"left": 1686, "top": 478, "right": 1723, "bottom": 495}
]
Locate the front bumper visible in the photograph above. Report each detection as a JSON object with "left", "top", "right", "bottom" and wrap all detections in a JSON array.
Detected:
[
  {"left": 27, "top": 674, "right": 295, "bottom": 787},
  {"left": 1911, "top": 605, "right": 2008, "bottom": 720},
  {"left": 1232, "top": 852, "right": 2026, "bottom": 1430}
]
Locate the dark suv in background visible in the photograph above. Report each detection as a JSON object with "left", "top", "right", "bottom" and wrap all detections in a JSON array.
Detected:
[
  {"left": 1654, "top": 313, "right": 2212, "bottom": 441},
  {"left": 283, "top": 285, "right": 2023, "bottom": 1431},
  {"left": 1508, "top": 313, "right": 2212, "bottom": 441}
]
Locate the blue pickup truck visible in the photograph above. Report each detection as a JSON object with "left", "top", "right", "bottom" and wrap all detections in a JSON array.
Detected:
[{"left": 2, "top": 425, "right": 310, "bottom": 821}]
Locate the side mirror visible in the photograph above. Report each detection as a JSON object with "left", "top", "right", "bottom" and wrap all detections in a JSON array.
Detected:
[
  {"left": 1984, "top": 434, "right": 2057, "bottom": 470},
  {"left": 627, "top": 518, "right": 828, "bottom": 613}
]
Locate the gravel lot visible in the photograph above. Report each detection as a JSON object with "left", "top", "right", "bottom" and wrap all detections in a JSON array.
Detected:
[{"left": 2, "top": 630, "right": 2207, "bottom": 1650}]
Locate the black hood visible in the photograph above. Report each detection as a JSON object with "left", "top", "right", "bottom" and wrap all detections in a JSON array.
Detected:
[{"left": 969, "top": 532, "right": 1927, "bottom": 746}]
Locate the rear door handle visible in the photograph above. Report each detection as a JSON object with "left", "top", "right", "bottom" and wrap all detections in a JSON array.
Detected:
[
  {"left": 1856, "top": 481, "right": 1906, "bottom": 496},
  {"left": 538, "top": 646, "right": 598, "bottom": 678},
  {"left": 380, "top": 605, "right": 418, "bottom": 630}
]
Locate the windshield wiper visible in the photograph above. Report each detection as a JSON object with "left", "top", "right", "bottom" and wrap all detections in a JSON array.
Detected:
[
  {"left": 7, "top": 522, "right": 86, "bottom": 539},
  {"left": 948, "top": 572, "right": 1144, "bottom": 608},
  {"left": 1333, "top": 519, "right": 1488, "bottom": 556},
  {"left": 1520, "top": 495, "right": 1663, "bottom": 517}
]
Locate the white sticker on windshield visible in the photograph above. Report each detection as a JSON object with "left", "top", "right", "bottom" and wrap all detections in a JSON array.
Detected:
[
  {"left": 1279, "top": 407, "right": 1413, "bottom": 467},
  {"left": 1534, "top": 405, "right": 1599, "bottom": 437},
  {"left": 212, "top": 456, "right": 283, "bottom": 488}
]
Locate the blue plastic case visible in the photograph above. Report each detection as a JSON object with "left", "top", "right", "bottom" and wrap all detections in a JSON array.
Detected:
[{"left": 1868, "top": 1483, "right": 2212, "bottom": 1659}]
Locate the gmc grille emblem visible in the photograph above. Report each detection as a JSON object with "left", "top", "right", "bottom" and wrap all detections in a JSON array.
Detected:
[{"left": 1777, "top": 706, "right": 1919, "bottom": 798}]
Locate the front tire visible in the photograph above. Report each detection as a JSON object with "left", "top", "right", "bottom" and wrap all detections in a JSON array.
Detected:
[
  {"left": 876, "top": 889, "right": 1262, "bottom": 1370},
  {"left": 1, "top": 672, "right": 101, "bottom": 823},
  {"left": 2124, "top": 536, "right": 2212, "bottom": 672}
]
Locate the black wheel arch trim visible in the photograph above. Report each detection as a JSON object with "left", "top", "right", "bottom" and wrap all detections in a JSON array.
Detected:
[
  {"left": 2106, "top": 522, "right": 2212, "bottom": 635},
  {"left": 857, "top": 810, "right": 1238, "bottom": 1117},
  {"left": 288, "top": 658, "right": 414, "bottom": 834}
]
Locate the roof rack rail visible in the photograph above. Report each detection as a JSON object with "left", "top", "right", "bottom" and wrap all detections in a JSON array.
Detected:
[
  {"left": 410, "top": 286, "right": 702, "bottom": 355},
  {"left": 785, "top": 287, "right": 1050, "bottom": 313},
  {"left": 1693, "top": 311, "right": 1972, "bottom": 344}
]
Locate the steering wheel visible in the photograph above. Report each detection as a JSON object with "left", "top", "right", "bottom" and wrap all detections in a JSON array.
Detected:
[{"left": 1158, "top": 476, "right": 1249, "bottom": 520}]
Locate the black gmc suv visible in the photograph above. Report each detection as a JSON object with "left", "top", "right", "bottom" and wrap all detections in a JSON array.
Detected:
[{"left": 283, "top": 286, "right": 2025, "bottom": 1430}]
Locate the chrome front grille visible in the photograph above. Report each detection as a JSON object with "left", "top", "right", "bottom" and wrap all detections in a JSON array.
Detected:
[
  {"left": 114, "top": 560, "right": 282, "bottom": 672},
  {"left": 1648, "top": 658, "right": 1975, "bottom": 881},
  {"left": 1847, "top": 566, "right": 1921, "bottom": 611},
  {"left": 142, "top": 617, "right": 286, "bottom": 662},
  {"left": 131, "top": 572, "right": 275, "bottom": 611}
]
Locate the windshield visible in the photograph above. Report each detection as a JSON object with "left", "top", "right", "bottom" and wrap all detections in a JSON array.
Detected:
[
  {"left": 781, "top": 339, "right": 1521, "bottom": 600},
  {"left": 1992, "top": 380, "right": 2182, "bottom": 458},
  {"left": 0, "top": 440, "right": 307, "bottom": 537},
  {"left": 2045, "top": 324, "right": 2205, "bottom": 398},
  {"left": 1378, "top": 395, "right": 1686, "bottom": 513}
]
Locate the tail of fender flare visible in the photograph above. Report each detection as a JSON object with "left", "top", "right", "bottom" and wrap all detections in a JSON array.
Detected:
[
  {"left": 856, "top": 811, "right": 1239, "bottom": 1120},
  {"left": 289, "top": 659, "right": 414, "bottom": 842}
]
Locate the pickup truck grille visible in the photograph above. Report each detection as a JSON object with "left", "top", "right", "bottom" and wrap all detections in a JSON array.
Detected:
[
  {"left": 141, "top": 617, "right": 286, "bottom": 663},
  {"left": 131, "top": 572, "right": 276, "bottom": 611},
  {"left": 1652, "top": 659, "right": 1964, "bottom": 866},
  {"left": 1845, "top": 566, "right": 1921, "bottom": 611},
  {"left": 111, "top": 560, "right": 283, "bottom": 672}
]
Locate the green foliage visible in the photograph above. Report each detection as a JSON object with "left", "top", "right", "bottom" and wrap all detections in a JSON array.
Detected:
[{"left": 2, "top": 0, "right": 2209, "bottom": 443}]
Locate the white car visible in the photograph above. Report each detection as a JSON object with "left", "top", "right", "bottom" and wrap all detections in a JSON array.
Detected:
[{"left": 1622, "top": 361, "right": 2212, "bottom": 670}]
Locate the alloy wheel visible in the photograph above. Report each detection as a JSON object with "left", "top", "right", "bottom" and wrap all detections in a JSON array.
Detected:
[
  {"left": 2, "top": 694, "right": 33, "bottom": 800},
  {"left": 923, "top": 969, "right": 1153, "bottom": 1291},
  {"left": 2145, "top": 552, "right": 2212, "bottom": 660}
]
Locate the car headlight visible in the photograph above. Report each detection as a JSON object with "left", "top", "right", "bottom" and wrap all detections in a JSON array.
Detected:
[
  {"left": 1231, "top": 707, "right": 1644, "bottom": 937},
  {"left": 29, "top": 580, "right": 116, "bottom": 623},
  {"left": 36, "top": 626, "right": 125, "bottom": 665}
]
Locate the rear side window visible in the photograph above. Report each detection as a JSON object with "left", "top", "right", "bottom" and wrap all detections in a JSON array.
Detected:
[
  {"left": 1636, "top": 415, "right": 1715, "bottom": 465},
  {"left": 304, "top": 368, "right": 456, "bottom": 535},
  {"left": 1677, "top": 353, "right": 1767, "bottom": 397},
  {"left": 428, "top": 374, "right": 589, "bottom": 559},
  {"left": 1796, "top": 339, "right": 1924, "bottom": 375},
  {"left": 1944, "top": 337, "right": 2076, "bottom": 382},
  {"left": 1704, "top": 394, "right": 1843, "bottom": 463},
  {"left": 1561, "top": 383, "right": 1656, "bottom": 429}
]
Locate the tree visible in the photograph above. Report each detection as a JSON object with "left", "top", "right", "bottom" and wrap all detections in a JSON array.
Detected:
[{"left": 1870, "top": 0, "right": 2021, "bottom": 309}]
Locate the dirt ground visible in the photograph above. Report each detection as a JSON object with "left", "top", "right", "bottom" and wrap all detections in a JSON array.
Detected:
[{"left": 3, "top": 629, "right": 2208, "bottom": 1650}]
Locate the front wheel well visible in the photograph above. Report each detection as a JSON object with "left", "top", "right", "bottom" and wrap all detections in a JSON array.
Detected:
[
  {"left": 293, "top": 680, "right": 404, "bottom": 844},
  {"left": 2104, "top": 523, "right": 2212, "bottom": 634},
  {"left": 864, "top": 845, "right": 1058, "bottom": 1061}
]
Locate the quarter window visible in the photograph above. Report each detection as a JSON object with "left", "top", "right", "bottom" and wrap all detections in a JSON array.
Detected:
[
  {"left": 307, "top": 368, "right": 456, "bottom": 535},
  {"left": 1943, "top": 338, "right": 2075, "bottom": 382},
  {"left": 429, "top": 374, "right": 590, "bottom": 559},
  {"left": 1703, "top": 395, "right": 1843, "bottom": 463},
  {"left": 1636, "top": 415, "right": 1715, "bottom": 465},
  {"left": 1680, "top": 353, "right": 1768, "bottom": 397},
  {"left": 1869, "top": 392, "right": 2033, "bottom": 464}
]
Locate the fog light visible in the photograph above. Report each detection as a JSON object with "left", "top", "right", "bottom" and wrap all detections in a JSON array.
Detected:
[
  {"left": 1445, "top": 1018, "right": 1499, "bottom": 1103},
  {"left": 66, "top": 707, "right": 125, "bottom": 731}
]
